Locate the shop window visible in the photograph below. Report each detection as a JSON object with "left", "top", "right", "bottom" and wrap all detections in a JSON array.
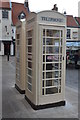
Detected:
[
  {"left": 67, "top": 29, "right": 71, "bottom": 39},
  {"left": 2, "top": 10, "right": 8, "bottom": 19}
]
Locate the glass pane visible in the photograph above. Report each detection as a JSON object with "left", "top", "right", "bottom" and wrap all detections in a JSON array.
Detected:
[
  {"left": 59, "top": 86, "right": 61, "bottom": 93},
  {"left": 28, "top": 76, "right": 32, "bottom": 84},
  {"left": 28, "top": 47, "right": 32, "bottom": 53},
  {"left": 46, "top": 87, "right": 58, "bottom": 94},
  {"left": 46, "top": 38, "right": 59, "bottom": 46},
  {"left": 46, "top": 55, "right": 62, "bottom": 62},
  {"left": 61, "top": 31, "right": 63, "bottom": 37},
  {"left": 46, "top": 63, "right": 61, "bottom": 70},
  {"left": 28, "top": 54, "right": 32, "bottom": 60},
  {"left": 43, "top": 38, "right": 45, "bottom": 45},
  {"left": 46, "top": 30, "right": 60, "bottom": 37},
  {"left": 46, "top": 63, "right": 53, "bottom": 70},
  {"left": 43, "top": 29, "right": 45, "bottom": 36},
  {"left": 43, "top": 72, "right": 45, "bottom": 79},
  {"left": 46, "top": 46, "right": 59, "bottom": 54},
  {"left": 42, "top": 80, "right": 44, "bottom": 87},
  {"left": 42, "top": 89, "right": 44, "bottom": 95},
  {"left": 43, "top": 64, "right": 45, "bottom": 71},
  {"left": 28, "top": 62, "right": 32, "bottom": 68},
  {"left": 28, "top": 38, "right": 32, "bottom": 45},
  {"left": 46, "top": 79, "right": 60, "bottom": 86},
  {"left": 43, "top": 47, "right": 45, "bottom": 54},
  {"left": 28, "top": 83, "right": 32, "bottom": 91},
  {"left": 28, "top": 69, "right": 32, "bottom": 76},
  {"left": 46, "top": 71, "right": 59, "bottom": 78},
  {"left": 43, "top": 55, "right": 45, "bottom": 62}
]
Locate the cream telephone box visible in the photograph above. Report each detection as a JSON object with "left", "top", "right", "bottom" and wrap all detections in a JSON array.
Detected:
[
  {"left": 15, "top": 21, "right": 26, "bottom": 94},
  {"left": 25, "top": 10, "right": 66, "bottom": 110}
]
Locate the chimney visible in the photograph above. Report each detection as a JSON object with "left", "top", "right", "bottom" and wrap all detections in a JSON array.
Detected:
[
  {"left": 24, "top": 0, "right": 30, "bottom": 12},
  {"left": 52, "top": 4, "right": 58, "bottom": 11},
  {"left": 24, "top": 0, "right": 28, "bottom": 8}
]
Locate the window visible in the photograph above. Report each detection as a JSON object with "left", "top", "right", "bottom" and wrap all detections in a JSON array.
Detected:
[
  {"left": 2, "top": 10, "right": 8, "bottom": 19},
  {"left": 67, "top": 29, "right": 71, "bottom": 39},
  {"left": 27, "top": 30, "right": 33, "bottom": 92},
  {"left": 42, "top": 29, "right": 63, "bottom": 95},
  {"left": 72, "top": 32, "right": 78, "bottom": 39}
]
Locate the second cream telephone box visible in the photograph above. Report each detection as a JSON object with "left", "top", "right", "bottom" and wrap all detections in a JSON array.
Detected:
[{"left": 25, "top": 10, "right": 66, "bottom": 110}]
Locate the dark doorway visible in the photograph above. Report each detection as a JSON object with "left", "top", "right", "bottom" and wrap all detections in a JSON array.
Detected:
[{"left": 4, "top": 42, "right": 11, "bottom": 55}]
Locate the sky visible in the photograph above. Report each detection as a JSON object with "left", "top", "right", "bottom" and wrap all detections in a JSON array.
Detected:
[{"left": 11, "top": 0, "right": 80, "bottom": 17}]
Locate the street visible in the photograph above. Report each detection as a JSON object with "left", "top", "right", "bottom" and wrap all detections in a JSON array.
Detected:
[{"left": 2, "top": 56, "right": 78, "bottom": 118}]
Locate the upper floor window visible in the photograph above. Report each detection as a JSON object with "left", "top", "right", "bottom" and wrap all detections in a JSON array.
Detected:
[
  {"left": 2, "top": 10, "right": 8, "bottom": 19},
  {"left": 72, "top": 32, "right": 78, "bottom": 39},
  {"left": 67, "top": 29, "right": 71, "bottom": 39}
]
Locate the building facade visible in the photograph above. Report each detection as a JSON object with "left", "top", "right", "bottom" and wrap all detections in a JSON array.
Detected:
[
  {"left": 0, "top": 0, "right": 29, "bottom": 56},
  {"left": 66, "top": 15, "right": 80, "bottom": 51},
  {"left": 0, "top": 1, "right": 12, "bottom": 55}
]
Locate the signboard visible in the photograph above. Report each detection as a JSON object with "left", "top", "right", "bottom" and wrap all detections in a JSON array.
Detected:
[{"left": 41, "top": 17, "right": 64, "bottom": 23}]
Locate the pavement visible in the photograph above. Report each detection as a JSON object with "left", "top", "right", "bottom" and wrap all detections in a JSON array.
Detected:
[{"left": 1, "top": 56, "right": 79, "bottom": 119}]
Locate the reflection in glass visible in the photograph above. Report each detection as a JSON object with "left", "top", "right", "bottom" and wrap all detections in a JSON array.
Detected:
[
  {"left": 46, "top": 55, "right": 62, "bottom": 62},
  {"left": 46, "top": 38, "right": 59, "bottom": 46},
  {"left": 46, "top": 71, "right": 59, "bottom": 78},
  {"left": 46, "top": 87, "right": 58, "bottom": 94},
  {"left": 46, "top": 30, "right": 60, "bottom": 37},
  {"left": 46, "top": 46, "right": 59, "bottom": 54}
]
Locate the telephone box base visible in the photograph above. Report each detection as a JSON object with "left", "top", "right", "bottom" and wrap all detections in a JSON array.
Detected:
[
  {"left": 25, "top": 95, "right": 66, "bottom": 110},
  {"left": 15, "top": 84, "right": 25, "bottom": 94}
]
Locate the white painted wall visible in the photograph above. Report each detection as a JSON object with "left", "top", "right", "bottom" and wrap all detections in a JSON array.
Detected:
[
  {"left": 0, "top": 43, "right": 4, "bottom": 55},
  {"left": 12, "top": 26, "right": 16, "bottom": 40},
  {"left": 10, "top": 42, "right": 14, "bottom": 55}
]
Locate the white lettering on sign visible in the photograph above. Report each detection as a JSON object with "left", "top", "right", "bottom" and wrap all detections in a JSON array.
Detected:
[{"left": 41, "top": 17, "right": 64, "bottom": 23}]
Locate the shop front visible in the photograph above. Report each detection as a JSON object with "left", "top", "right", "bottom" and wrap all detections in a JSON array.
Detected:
[{"left": 25, "top": 11, "right": 66, "bottom": 109}]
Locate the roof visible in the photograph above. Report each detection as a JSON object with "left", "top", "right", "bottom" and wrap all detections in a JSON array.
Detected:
[
  {"left": 75, "top": 17, "right": 80, "bottom": 25},
  {"left": 0, "top": 0, "right": 10, "bottom": 9},
  {"left": 66, "top": 15, "right": 78, "bottom": 27},
  {"left": 12, "top": 2, "right": 29, "bottom": 26}
]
